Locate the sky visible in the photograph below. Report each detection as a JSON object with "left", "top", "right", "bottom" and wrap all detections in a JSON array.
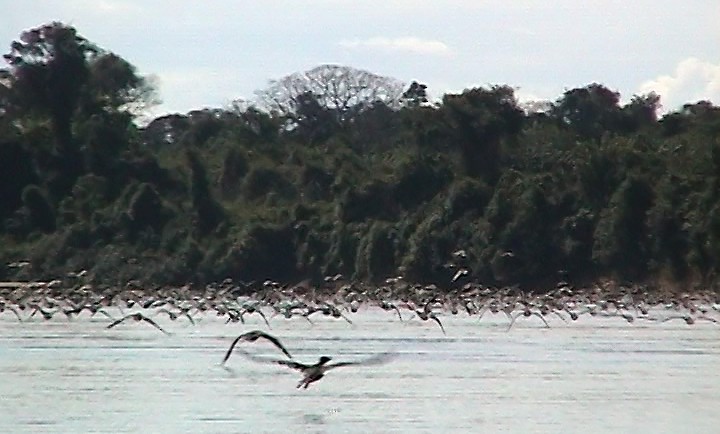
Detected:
[{"left": 2, "top": 1, "right": 719, "bottom": 118}]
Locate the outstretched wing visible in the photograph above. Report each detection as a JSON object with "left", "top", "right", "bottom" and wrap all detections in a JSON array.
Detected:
[
  {"left": 275, "top": 359, "right": 310, "bottom": 371},
  {"left": 392, "top": 306, "right": 403, "bottom": 322},
  {"left": 182, "top": 311, "right": 196, "bottom": 325},
  {"left": 326, "top": 352, "right": 397, "bottom": 370},
  {"left": 506, "top": 312, "right": 521, "bottom": 331},
  {"left": 222, "top": 335, "right": 246, "bottom": 365},
  {"left": 106, "top": 315, "right": 129, "bottom": 329},
  {"left": 255, "top": 310, "right": 271, "bottom": 328},
  {"left": 96, "top": 309, "right": 115, "bottom": 320},
  {"left": 236, "top": 353, "right": 309, "bottom": 371},
  {"left": 141, "top": 316, "right": 170, "bottom": 335},
  {"left": 223, "top": 331, "right": 293, "bottom": 365},
  {"left": 430, "top": 315, "right": 446, "bottom": 335},
  {"left": 338, "top": 311, "right": 353, "bottom": 324},
  {"left": 255, "top": 332, "right": 293, "bottom": 359}
]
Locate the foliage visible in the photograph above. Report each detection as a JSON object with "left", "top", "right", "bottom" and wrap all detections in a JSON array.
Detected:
[
  {"left": 186, "top": 149, "right": 225, "bottom": 234},
  {"left": 3, "top": 22, "right": 720, "bottom": 291}
]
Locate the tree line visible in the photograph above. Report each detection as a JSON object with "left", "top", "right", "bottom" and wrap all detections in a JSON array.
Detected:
[{"left": 2, "top": 22, "right": 719, "bottom": 291}]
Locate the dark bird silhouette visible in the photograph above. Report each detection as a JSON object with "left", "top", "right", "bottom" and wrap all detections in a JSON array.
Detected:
[
  {"left": 222, "top": 330, "right": 293, "bottom": 364},
  {"left": 106, "top": 312, "right": 169, "bottom": 335},
  {"left": 240, "top": 306, "right": 271, "bottom": 328},
  {"left": 378, "top": 300, "right": 404, "bottom": 321},
  {"left": 305, "top": 303, "right": 353, "bottom": 324},
  {"left": 414, "top": 309, "right": 446, "bottom": 334},
  {"left": 155, "top": 308, "right": 196, "bottom": 325},
  {"left": 653, "top": 314, "right": 718, "bottom": 325},
  {"left": 0, "top": 303, "right": 23, "bottom": 321},
  {"left": 252, "top": 352, "right": 396, "bottom": 389},
  {"left": 507, "top": 308, "right": 551, "bottom": 331}
]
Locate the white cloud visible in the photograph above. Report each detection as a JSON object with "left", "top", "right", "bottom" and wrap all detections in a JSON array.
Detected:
[
  {"left": 66, "top": 0, "right": 144, "bottom": 16},
  {"left": 639, "top": 58, "right": 720, "bottom": 112},
  {"left": 338, "top": 37, "right": 453, "bottom": 56}
]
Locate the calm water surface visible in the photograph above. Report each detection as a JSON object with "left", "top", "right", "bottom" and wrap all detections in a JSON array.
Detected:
[{"left": 1, "top": 309, "right": 718, "bottom": 433}]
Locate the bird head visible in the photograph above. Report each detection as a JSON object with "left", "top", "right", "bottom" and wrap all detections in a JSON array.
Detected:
[{"left": 318, "top": 356, "right": 332, "bottom": 365}]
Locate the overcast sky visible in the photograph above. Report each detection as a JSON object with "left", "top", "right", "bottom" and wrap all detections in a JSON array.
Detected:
[{"left": 2, "top": 1, "right": 719, "bottom": 117}]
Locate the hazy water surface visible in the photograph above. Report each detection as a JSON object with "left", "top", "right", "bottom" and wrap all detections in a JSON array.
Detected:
[{"left": 1, "top": 309, "right": 719, "bottom": 433}]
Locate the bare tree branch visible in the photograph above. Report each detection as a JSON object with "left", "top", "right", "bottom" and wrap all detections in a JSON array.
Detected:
[{"left": 254, "top": 64, "right": 405, "bottom": 124}]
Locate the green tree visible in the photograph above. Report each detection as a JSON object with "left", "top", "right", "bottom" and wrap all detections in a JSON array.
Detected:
[
  {"left": 592, "top": 176, "right": 653, "bottom": 277},
  {"left": 0, "top": 138, "right": 38, "bottom": 224},
  {"left": 21, "top": 185, "right": 56, "bottom": 232},
  {"left": 3, "top": 22, "right": 157, "bottom": 200},
  {"left": 442, "top": 85, "right": 524, "bottom": 182},
  {"left": 3, "top": 22, "right": 96, "bottom": 151},
  {"left": 186, "top": 150, "right": 225, "bottom": 234},
  {"left": 291, "top": 91, "right": 339, "bottom": 144},
  {"left": 82, "top": 52, "right": 158, "bottom": 117},
  {"left": 619, "top": 92, "right": 660, "bottom": 133},
  {"left": 552, "top": 83, "right": 623, "bottom": 140}
]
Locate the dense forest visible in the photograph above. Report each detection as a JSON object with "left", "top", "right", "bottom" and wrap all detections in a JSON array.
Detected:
[{"left": 1, "top": 22, "right": 719, "bottom": 292}]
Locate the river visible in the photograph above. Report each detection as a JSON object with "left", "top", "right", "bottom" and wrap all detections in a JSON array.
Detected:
[{"left": 1, "top": 308, "right": 718, "bottom": 433}]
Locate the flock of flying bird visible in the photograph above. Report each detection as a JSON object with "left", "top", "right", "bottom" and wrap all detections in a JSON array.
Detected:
[{"left": 2, "top": 275, "right": 719, "bottom": 387}]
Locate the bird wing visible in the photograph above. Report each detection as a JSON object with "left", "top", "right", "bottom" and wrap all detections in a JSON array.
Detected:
[
  {"left": 431, "top": 315, "right": 446, "bottom": 335},
  {"left": 338, "top": 311, "right": 353, "bottom": 324},
  {"left": 182, "top": 311, "right": 196, "bottom": 325},
  {"left": 256, "top": 332, "right": 293, "bottom": 359},
  {"left": 392, "top": 305, "right": 403, "bottom": 321},
  {"left": 232, "top": 353, "right": 314, "bottom": 372},
  {"left": 234, "top": 351, "right": 300, "bottom": 369},
  {"left": 222, "top": 334, "right": 245, "bottom": 364},
  {"left": 141, "top": 316, "right": 170, "bottom": 334},
  {"left": 326, "top": 352, "right": 397, "bottom": 371},
  {"left": 255, "top": 310, "right": 271, "bottom": 328},
  {"left": 7, "top": 306, "right": 23, "bottom": 321},
  {"left": 93, "top": 308, "right": 114, "bottom": 320},
  {"left": 506, "top": 312, "right": 521, "bottom": 331},
  {"left": 275, "top": 359, "right": 310, "bottom": 371},
  {"left": 106, "top": 315, "right": 129, "bottom": 329},
  {"left": 223, "top": 332, "right": 293, "bottom": 365},
  {"left": 532, "top": 312, "right": 551, "bottom": 328}
]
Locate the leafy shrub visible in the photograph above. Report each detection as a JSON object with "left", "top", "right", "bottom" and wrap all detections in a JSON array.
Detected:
[
  {"left": 242, "top": 166, "right": 297, "bottom": 201},
  {"left": 21, "top": 185, "right": 56, "bottom": 233}
]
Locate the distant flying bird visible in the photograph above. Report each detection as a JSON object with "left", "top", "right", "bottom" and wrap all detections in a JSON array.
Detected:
[
  {"left": 0, "top": 303, "right": 22, "bottom": 321},
  {"left": 407, "top": 300, "right": 446, "bottom": 334},
  {"left": 106, "top": 312, "right": 169, "bottom": 335},
  {"left": 304, "top": 303, "right": 353, "bottom": 324},
  {"left": 378, "top": 300, "right": 404, "bottom": 321},
  {"left": 155, "top": 308, "right": 196, "bottom": 325},
  {"left": 652, "top": 314, "right": 718, "bottom": 325},
  {"left": 240, "top": 305, "right": 271, "bottom": 328},
  {"left": 222, "top": 330, "right": 293, "bottom": 364},
  {"left": 507, "top": 309, "right": 550, "bottom": 331},
  {"left": 413, "top": 309, "right": 446, "bottom": 335}
]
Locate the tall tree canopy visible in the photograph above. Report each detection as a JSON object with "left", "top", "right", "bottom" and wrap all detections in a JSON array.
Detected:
[
  {"left": 254, "top": 64, "right": 405, "bottom": 125},
  {"left": 1, "top": 22, "right": 157, "bottom": 136},
  {"left": 1, "top": 22, "right": 159, "bottom": 200},
  {"left": 551, "top": 83, "right": 623, "bottom": 140},
  {"left": 2, "top": 22, "right": 97, "bottom": 150},
  {"left": 442, "top": 85, "right": 524, "bottom": 181}
]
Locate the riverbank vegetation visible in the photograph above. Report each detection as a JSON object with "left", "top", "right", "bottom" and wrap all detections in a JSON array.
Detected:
[{"left": 2, "top": 22, "right": 719, "bottom": 292}]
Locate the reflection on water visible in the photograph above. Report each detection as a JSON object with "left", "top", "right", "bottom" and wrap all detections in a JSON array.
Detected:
[{"left": 1, "top": 310, "right": 719, "bottom": 433}]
